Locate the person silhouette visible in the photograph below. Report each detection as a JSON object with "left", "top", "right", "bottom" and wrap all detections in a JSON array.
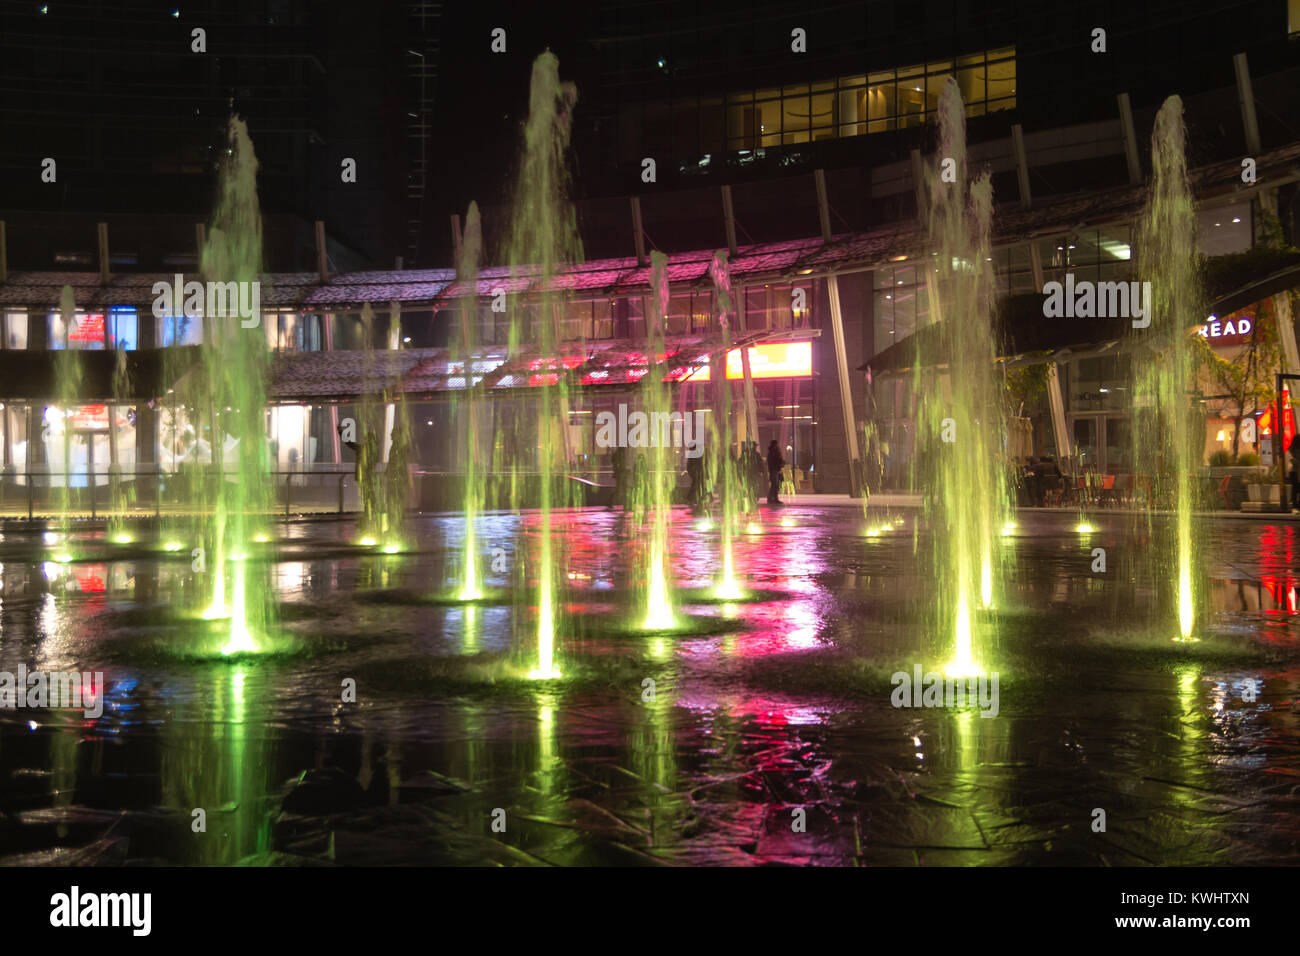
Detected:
[{"left": 766, "top": 439, "right": 785, "bottom": 505}]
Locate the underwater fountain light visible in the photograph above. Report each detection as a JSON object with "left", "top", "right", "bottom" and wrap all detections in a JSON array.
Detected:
[
  {"left": 382, "top": 542, "right": 401, "bottom": 554},
  {"left": 253, "top": 534, "right": 269, "bottom": 544},
  {"left": 642, "top": 555, "right": 676, "bottom": 630},
  {"left": 458, "top": 539, "right": 482, "bottom": 601},
  {"left": 111, "top": 533, "right": 133, "bottom": 545},
  {"left": 1177, "top": 562, "right": 1196, "bottom": 641},
  {"left": 1000, "top": 521, "right": 1016, "bottom": 536},
  {"left": 220, "top": 622, "right": 260, "bottom": 657},
  {"left": 220, "top": 561, "right": 263, "bottom": 656},
  {"left": 695, "top": 518, "right": 714, "bottom": 531},
  {"left": 358, "top": 536, "right": 377, "bottom": 547},
  {"left": 944, "top": 594, "right": 981, "bottom": 678},
  {"left": 715, "top": 580, "right": 745, "bottom": 601},
  {"left": 1074, "top": 522, "right": 1095, "bottom": 534},
  {"left": 163, "top": 541, "right": 183, "bottom": 552},
  {"left": 746, "top": 521, "right": 761, "bottom": 534}
]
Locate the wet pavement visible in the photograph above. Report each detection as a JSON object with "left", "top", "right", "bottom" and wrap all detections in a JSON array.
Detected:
[{"left": 1, "top": 504, "right": 1298, "bottom": 866}]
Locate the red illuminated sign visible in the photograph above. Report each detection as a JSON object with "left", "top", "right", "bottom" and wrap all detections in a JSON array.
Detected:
[
  {"left": 1258, "top": 387, "right": 1296, "bottom": 450},
  {"left": 1199, "top": 311, "right": 1254, "bottom": 347},
  {"left": 68, "top": 313, "right": 105, "bottom": 343},
  {"left": 70, "top": 404, "right": 109, "bottom": 429}
]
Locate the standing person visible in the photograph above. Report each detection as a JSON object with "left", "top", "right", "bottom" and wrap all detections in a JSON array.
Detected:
[
  {"left": 734, "top": 443, "right": 751, "bottom": 510},
  {"left": 686, "top": 448, "right": 703, "bottom": 510},
  {"left": 610, "top": 445, "right": 627, "bottom": 510},
  {"left": 1289, "top": 433, "right": 1300, "bottom": 513},
  {"left": 766, "top": 439, "right": 785, "bottom": 505},
  {"left": 748, "top": 442, "right": 764, "bottom": 508}
]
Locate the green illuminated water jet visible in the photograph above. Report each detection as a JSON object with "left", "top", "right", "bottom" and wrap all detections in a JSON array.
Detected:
[
  {"left": 194, "top": 116, "right": 275, "bottom": 656},
  {"left": 381, "top": 301, "right": 412, "bottom": 552},
  {"left": 506, "top": 52, "right": 581, "bottom": 679},
  {"left": 1132, "top": 96, "right": 1203, "bottom": 642},
  {"left": 639, "top": 252, "right": 678, "bottom": 629},
  {"left": 355, "top": 303, "right": 384, "bottom": 545},
  {"left": 454, "top": 202, "right": 485, "bottom": 601},
  {"left": 707, "top": 251, "right": 745, "bottom": 600},
  {"left": 915, "top": 79, "right": 1008, "bottom": 676},
  {"left": 106, "top": 345, "right": 136, "bottom": 542},
  {"left": 51, "top": 286, "right": 83, "bottom": 558},
  {"left": 350, "top": 300, "right": 411, "bottom": 553}
]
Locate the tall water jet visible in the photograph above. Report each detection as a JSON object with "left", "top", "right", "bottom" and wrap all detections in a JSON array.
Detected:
[
  {"left": 51, "top": 286, "right": 83, "bottom": 559},
  {"left": 707, "top": 252, "right": 744, "bottom": 599},
  {"left": 505, "top": 52, "right": 581, "bottom": 679},
  {"left": 196, "top": 116, "right": 274, "bottom": 655},
  {"left": 380, "top": 301, "right": 411, "bottom": 552},
  {"left": 454, "top": 203, "right": 485, "bottom": 600},
  {"left": 640, "top": 251, "right": 678, "bottom": 629},
  {"left": 354, "top": 303, "right": 384, "bottom": 545},
  {"left": 1132, "top": 96, "right": 1203, "bottom": 642},
  {"left": 106, "top": 345, "right": 135, "bottom": 542},
  {"left": 915, "top": 79, "right": 1007, "bottom": 675}
]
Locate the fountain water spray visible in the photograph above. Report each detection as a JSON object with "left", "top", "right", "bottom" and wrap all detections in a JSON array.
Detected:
[
  {"left": 707, "top": 252, "right": 745, "bottom": 600},
  {"left": 640, "top": 252, "right": 679, "bottom": 629},
  {"left": 380, "top": 301, "right": 412, "bottom": 553},
  {"left": 49, "top": 286, "right": 83, "bottom": 561},
  {"left": 506, "top": 53, "right": 581, "bottom": 679},
  {"left": 195, "top": 116, "right": 274, "bottom": 655},
  {"left": 354, "top": 303, "right": 384, "bottom": 546},
  {"left": 1132, "top": 96, "right": 1203, "bottom": 642},
  {"left": 454, "top": 203, "right": 485, "bottom": 600},
  {"left": 106, "top": 346, "right": 135, "bottom": 542},
  {"left": 915, "top": 79, "right": 1008, "bottom": 676}
]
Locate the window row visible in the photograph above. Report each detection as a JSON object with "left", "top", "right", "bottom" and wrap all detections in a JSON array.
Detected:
[
  {"left": 619, "top": 47, "right": 1015, "bottom": 161},
  {"left": 1, "top": 309, "right": 331, "bottom": 352},
  {"left": 469, "top": 284, "right": 816, "bottom": 346},
  {"left": 726, "top": 48, "right": 1015, "bottom": 149}
]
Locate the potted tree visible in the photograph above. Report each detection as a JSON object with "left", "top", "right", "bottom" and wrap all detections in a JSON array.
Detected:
[{"left": 1244, "top": 468, "right": 1281, "bottom": 506}]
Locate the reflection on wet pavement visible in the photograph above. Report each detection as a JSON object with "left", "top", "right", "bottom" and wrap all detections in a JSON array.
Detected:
[{"left": 1, "top": 508, "right": 1297, "bottom": 866}]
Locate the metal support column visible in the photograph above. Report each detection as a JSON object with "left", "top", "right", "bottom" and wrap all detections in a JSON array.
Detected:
[{"left": 826, "top": 273, "right": 863, "bottom": 495}]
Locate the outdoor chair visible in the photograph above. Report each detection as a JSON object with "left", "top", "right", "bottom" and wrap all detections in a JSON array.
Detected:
[{"left": 1098, "top": 474, "right": 1117, "bottom": 508}]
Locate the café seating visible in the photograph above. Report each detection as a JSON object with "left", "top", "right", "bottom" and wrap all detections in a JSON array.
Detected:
[{"left": 1097, "top": 473, "right": 1117, "bottom": 507}]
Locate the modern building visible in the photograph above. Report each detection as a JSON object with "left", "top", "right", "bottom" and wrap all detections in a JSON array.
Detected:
[
  {"left": 0, "top": 0, "right": 435, "bottom": 270},
  {"left": 1, "top": 1, "right": 1298, "bottom": 511}
]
